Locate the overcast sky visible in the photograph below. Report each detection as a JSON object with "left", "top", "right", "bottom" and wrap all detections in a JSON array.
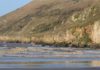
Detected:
[{"left": 0, "top": 0, "right": 32, "bottom": 16}]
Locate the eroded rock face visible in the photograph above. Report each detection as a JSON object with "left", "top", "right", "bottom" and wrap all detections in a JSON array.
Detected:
[
  {"left": 92, "top": 21, "right": 100, "bottom": 44},
  {"left": 0, "top": 0, "right": 100, "bottom": 47}
]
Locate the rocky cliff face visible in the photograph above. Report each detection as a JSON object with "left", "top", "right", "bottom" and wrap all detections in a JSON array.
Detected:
[
  {"left": 92, "top": 21, "right": 100, "bottom": 44},
  {"left": 0, "top": 0, "right": 100, "bottom": 47}
]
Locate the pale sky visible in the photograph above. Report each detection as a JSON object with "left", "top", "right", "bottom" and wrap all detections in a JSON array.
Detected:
[{"left": 0, "top": 0, "right": 32, "bottom": 16}]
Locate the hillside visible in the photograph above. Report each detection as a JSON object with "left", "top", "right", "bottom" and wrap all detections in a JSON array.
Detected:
[{"left": 0, "top": 0, "right": 100, "bottom": 48}]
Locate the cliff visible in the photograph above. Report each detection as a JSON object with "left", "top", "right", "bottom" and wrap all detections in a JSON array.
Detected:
[{"left": 0, "top": 0, "right": 100, "bottom": 48}]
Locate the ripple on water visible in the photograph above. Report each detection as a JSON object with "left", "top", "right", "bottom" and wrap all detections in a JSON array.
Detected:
[{"left": 0, "top": 44, "right": 100, "bottom": 68}]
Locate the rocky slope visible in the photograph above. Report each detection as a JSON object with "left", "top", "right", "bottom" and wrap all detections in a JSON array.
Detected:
[{"left": 0, "top": 0, "right": 100, "bottom": 47}]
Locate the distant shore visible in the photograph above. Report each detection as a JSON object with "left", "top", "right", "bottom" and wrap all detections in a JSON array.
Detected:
[{"left": 0, "top": 36, "right": 100, "bottom": 49}]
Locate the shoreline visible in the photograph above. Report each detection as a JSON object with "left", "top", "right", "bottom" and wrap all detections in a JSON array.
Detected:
[
  {"left": 0, "top": 42, "right": 100, "bottom": 49},
  {"left": 0, "top": 36, "right": 100, "bottom": 49}
]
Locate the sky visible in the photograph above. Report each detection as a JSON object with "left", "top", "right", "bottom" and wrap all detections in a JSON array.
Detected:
[{"left": 0, "top": 0, "right": 32, "bottom": 16}]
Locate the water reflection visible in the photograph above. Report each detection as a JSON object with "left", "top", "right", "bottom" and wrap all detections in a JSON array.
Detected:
[
  {"left": 91, "top": 61, "right": 100, "bottom": 67},
  {"left": 0, "top": 43, "right": 100, "bottom": 68},
  {"left": 0, "top": 60, "right": 100, "bottom": 68}
]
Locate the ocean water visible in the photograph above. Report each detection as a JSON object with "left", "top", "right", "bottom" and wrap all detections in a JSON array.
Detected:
[{"left": 0, "top": 43, "right": 100, "bottom": 68}]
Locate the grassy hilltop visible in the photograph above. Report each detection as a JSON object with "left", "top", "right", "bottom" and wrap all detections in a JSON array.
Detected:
[{"left": 0, "top": 0, "right": 100, "bottom": 48}]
